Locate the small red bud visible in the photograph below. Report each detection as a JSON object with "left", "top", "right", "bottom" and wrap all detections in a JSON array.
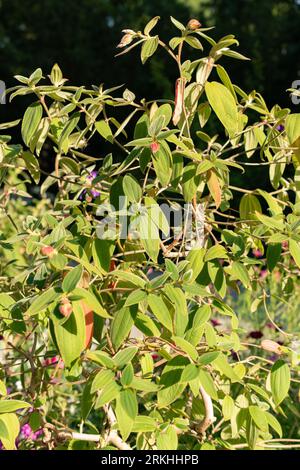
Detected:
[
  {"left": 150, "top": 141, "right": 160, "bottom": 153},
  {"left": 187, "top": 19, "right": 202, "bottom": 30},
  {"left": 40, "top": 246, "right": 55, "bottom": 258}
]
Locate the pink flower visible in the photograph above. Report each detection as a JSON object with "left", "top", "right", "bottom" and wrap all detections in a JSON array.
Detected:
[
  {"left": 211, "top": 318, "right": 222, "bottom": 327},
  {"left": 20, "top": 424, "right": 43, "bottom": 441},
  {"left": 260, "top": 269, "right": 268, "bottom": 279},
  {"left": 253, "top": 249, "right": 263, "bottom": 258}
]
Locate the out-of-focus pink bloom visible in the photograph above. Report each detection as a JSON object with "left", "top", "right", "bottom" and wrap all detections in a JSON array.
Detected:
[
  {"left": 20, "top": 424, "right": 43, "bottom": 441},
  {"left": 253, "top": 249, "right": 263, "bottom": 258},
  {"left": 211, "top": 318, "right": 222, "bottom": 327},
  {"left": 260, "top": 269, "right": 268, "bottom": 279},
  {"left": 43, "top": 356, "right": 59, "bottom": 367},
  {"left": 265, "top": 322, "right": 276, "bottom": 330},
  {"left": 274, "top": 270, "right": 281, "bottom": 282},
  {"left": 282, "top": 241, "right": 288, "bottom": 250}
]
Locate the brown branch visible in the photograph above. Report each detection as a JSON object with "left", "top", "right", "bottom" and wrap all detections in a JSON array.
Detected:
[{"left": 196, "top": 386, "right": 215, "bottom": 438}]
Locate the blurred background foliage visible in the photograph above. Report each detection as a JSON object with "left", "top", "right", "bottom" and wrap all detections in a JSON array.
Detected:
[{"left": 0, "top": 0, "right": 300, "bottom": 189}]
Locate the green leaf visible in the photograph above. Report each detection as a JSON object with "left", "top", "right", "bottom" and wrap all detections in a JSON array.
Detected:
[
  {"left": 229, "top": 261, "right": 250, "bottom": 288},
  {"left": 72, "top": 288, "right": 111, "bottom": 319},
  {"left": 249, "top": 405, "right": 268, "bottom": 432},
  {"left": 152, "top": 141, "right": 172, "bottom": 187},
  {"left": 222, "top": 395, "right": 234, "bottom": 421},
  {"left": 81, "top": 381, "right": 94, "bottom": 421},
  {"left": 198, "top": 351, "right": 220, "bottom": 366},
  {"left": 170, "top": 16, "right": 186, "bottom": 31},
  {"left": 95, "top": 120, "right": 113, "bottom": 143},
  {"left": 0, "top": 413, "right": 19, "bottom": 450},
  {"left": 132, "top": 415, "right": 157, "bottom": 432},
  {"left": 87, "top": 350, "right": 115, "bottom": 369},
  {"left": 198, "top": 102, "right": 211, "bottom": 128},
  {"left": 91, "top": 370, "right": 115, "bottom": 394},
  {"left": 26, "top": 287, "right": 61, "bottom": 316},
  {"left": 113, "top": 347, "right": 138, "bottom": 369},
  {"left": 115, "top": 389, "right": 138, "bottom": 440},
  {"left": 124, "top": 289, "right": 147, "bottom": 307},
  {"left": 53, "top": 301, "right": 86, "bottom": 367},
  {"left": 121, "top": 364, "right": 134, "bottom": 386},
  {"left": 50, "top": 63, "right": 63, "bottom": 86},
  {"left": 181, "top": 364, "right": 199, "bottom": 382},
  {"left": 198, "top": 369, "right": 218, "bottom": 400},
  {"left": 255, "top": 212, "right": 285, "bottom": 231},
  {"left": 21, "top": 102, "right": 43, "bottom": 146},
  {"left": 213, "top": 353, "right": 241, "bottom": 383},
  {"left": 205, "top": 244, "right": 228, "bottom": 261},
  {"left": 0, "top": 400, "right": 31, "bottom": 414},
  {"left": 257, "top": 189, "right": 282, "bottom": 216},
  {"left": 267, "top": 244, "right": 281, "bottom": 272},
  {"left": 110, "top": 270, "right": 146, "bottom": 288},
  {"left": 172, "top": 336, "right": 198, "bottom": 361},
  {"left": 144, "top": 16, "right": 160, "bottom": 36},
  {"left": 123, "top": 174, "right": 142, "bottom": 203},
  {"left": 111, "top": 304, "right": 137, "bottom": 350},
  {"left": 186, "top": 248, "right": 205, "bottom": 281},
  {"left": 148, "top": 294, "right": 173, "bottom": 332},
  {"left": 289, "top": 239, "right": 300, "bottom": 269},
  {"left": 92, "top": 239, "right": 115, "bottom": 273},
  {"left": 22, "top": 151, "right": 40, "bottom": 184},
  {"left": 157, "top": 426, "right": 178, "bottom": 450},
  {"left": 130, "top": 377, "right": 158, "bottom": 392},
  {"left": 141, "top": 36, "right": 159, "bottom": 64},
  {"left": 239, "top": 194, "right": 262, "bottom": 220},
  {"left": 95, "top": 381, "right": 121, "bottom": 408},
  {"left": 62, "top": 265, "right": 83, "bottom": 293},
  {"left": 265, "top": 412, "right": 282, "bottom": 438},
  {"left": 59, "top": 113, "right": 80, "bottom": 153},
  {"left": 205, "top": 81, "right": 239, "bottom": 138},
  {"left": 270, "top": 360, "right": 290, "bottom": 406},
  {"left": 286, "top": 114, "right": 300, "bottom": 145}
]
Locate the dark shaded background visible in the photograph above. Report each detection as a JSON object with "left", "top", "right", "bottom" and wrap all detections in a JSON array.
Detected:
[{"left": 0, "top": 0, "right": 299, "bottom": 192}]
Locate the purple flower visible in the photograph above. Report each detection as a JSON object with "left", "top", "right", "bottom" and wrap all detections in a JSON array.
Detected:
[
  {"left": 20, "top": 424, "right": 43, "bottom": 441},
  {"left": 79, "top": 170, "right": 100, "bottom": 200},
  {"left": 276, "top": 124, "right": 285, "bottom": 132}
]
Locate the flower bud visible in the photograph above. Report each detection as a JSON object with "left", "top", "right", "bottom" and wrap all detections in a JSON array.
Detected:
[
  {"left": 150, "top": 141, "right": 160, "bottom": 153},
  {"left": 40, "top": 245, "right": 55, "bottom": 258},
  {"left": 117, "top": 33, "right": 133, "bottom": 48},
  {"left": 59, "top": 298, "right": 73, "bottom": 318},
  {"left": 187, "top": 19, "right": 202, "bottom": 30},
  {"left": 261, "top": 339, "right": 282, "bottom": 355}
]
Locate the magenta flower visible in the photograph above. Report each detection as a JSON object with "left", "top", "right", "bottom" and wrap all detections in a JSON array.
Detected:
[
  {"left": 20, "top": 424, "right": 43, "bottom": 441},
  {"left": 276, "top": 124, "right": 285, "bottom": 132}
]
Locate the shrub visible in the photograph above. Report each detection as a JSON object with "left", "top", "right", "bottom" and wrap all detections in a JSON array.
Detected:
[{"left": 0, "top": 16, "right": 300, "bottom": 450}]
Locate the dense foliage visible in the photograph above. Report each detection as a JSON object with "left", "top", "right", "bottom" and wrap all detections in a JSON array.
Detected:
[{"left": 0, "top": 16, "right": 300, "bottom": 450}]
